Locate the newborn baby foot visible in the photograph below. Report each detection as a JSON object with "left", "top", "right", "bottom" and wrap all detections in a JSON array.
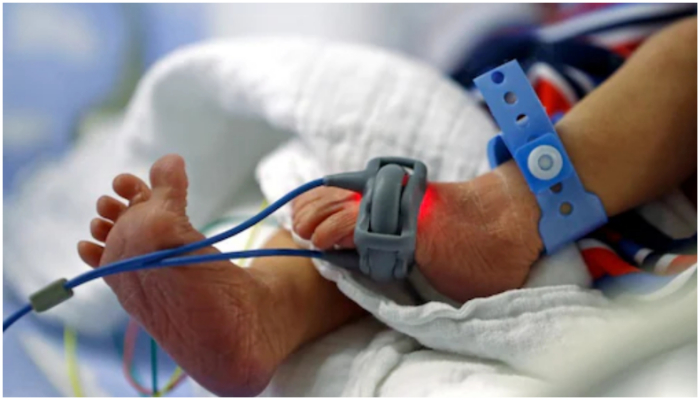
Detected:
[
  {"left": 78, "top": 155, "right": 294, "bottom": 396},
  {"left": 292, "top": 162, "right": 544, "bottom": 302}
]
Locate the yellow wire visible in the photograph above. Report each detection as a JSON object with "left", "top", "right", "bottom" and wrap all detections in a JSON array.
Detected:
[
  {"left": 237, "top": 199, "right": 269, "bottom": 266},
  {"left": 154, "top": 199, "right": 269, "bottom": 397},
  {"left": 153, "top": 367, "right": 183, "bottom": 397},
  {"left": 64, "top": 327, "right": 84, "bottom": 397}
]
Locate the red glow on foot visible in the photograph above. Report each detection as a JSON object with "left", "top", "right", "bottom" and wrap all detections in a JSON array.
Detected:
[{"left": 418, "top": 184, "right": 436, "bottom": 224}]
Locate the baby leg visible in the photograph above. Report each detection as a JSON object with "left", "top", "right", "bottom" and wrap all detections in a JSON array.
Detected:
[
  {"left": 293, "top": 162, "right": 543, "bottom": 303},
  {"left": 79, "top": 154, "right": 364, "bottom": 396}
]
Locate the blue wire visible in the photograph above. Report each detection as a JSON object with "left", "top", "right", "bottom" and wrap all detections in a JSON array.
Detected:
[
  {"left": 153, "top": 249, "right": 325, "bottom": 268},
  {"left": 69, "top": 249, "right": 325, "bottom": 283},
  {"left": 3, "top": 250, "right": 325, "bottom": 333},
  {"left": 3, "top": 304, "right": 32, "bottom": 332},
  {"left": 65, "top": 178, "right": 324, "bottom": 289},
  {"left": 3, "top": 179, "right": 326, "bottom": 332}
]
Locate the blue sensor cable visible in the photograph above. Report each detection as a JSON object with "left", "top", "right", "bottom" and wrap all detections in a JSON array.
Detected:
[
  {"left": 3, "top": 304, "right": 32, "bottom": 332},
  {"left": 67, "top": 178, "right": 325, "bottom": 289},
  {"left": 69, "top": 248, "right": 325, "bottom": 286},
  {"left": 3, "top": 179, "right": 326, "bottom": 332}
]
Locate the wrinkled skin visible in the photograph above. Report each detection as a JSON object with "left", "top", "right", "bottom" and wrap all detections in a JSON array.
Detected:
[
  {"left": 78, "top": 155, "right": 291, "bottom": 396},
  {"left": 292, "top": 162, "right": 543, "bottom": 302}
]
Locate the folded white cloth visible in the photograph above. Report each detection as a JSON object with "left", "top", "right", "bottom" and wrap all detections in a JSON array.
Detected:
[{"left": 4, "top": 37, "right": 695, "bottom": 396}]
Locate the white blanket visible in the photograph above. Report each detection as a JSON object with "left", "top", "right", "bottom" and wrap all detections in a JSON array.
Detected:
[{"left": 5, "top": 37, "right": 696, "bottom": 396}]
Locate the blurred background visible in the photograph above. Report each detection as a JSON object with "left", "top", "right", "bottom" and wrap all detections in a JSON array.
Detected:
[{"left": 3, "top": 3, "right": 542, "bottom": 196}]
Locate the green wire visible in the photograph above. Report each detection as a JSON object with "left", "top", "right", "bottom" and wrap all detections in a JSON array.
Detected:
[{"left": 150, "top": 338, "right": 158, "bottom": 397}]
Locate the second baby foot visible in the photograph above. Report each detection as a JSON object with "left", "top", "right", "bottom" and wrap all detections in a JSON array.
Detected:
[{"left": 292, "top": 161, "right": 543, "bottom": 302}]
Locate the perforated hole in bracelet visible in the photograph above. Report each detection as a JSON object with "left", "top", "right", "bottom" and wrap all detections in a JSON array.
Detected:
[
  {"left": 560, "top": 202, "right": 573, "bottom": 215},
  {"left": 491, "top": 71, "right": 504, "bottom": 84},
  {"left": 516, "top": 114, "right": 529, "bottom": 126}
]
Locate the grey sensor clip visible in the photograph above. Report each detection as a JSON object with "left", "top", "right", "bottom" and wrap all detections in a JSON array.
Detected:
[{"left": 324, "top": 157, "right": 428, "bottom": 281}]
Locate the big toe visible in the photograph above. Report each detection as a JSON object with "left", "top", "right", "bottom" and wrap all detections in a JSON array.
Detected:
[
  {"left": 149, "top": 154, "right": 189, "bottom": 212},
  {"left": 311, "top": 206, "right": 358, "bottom": 249}
]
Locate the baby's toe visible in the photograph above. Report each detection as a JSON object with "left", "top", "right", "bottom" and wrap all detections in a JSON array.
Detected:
[
  {"left": 96, "top": 195, "right": 126, "bottom": 222},
  {"left": 335, "top": 234, "right": 355, "bottom": 249},
  {"left": 90, "top": 218, "right": 113, "bottom": 242},
  {"left": 78, "top": 241, "right": 104, "bottom": 268},
  {"left": 291, "top": 187, "right": 328, "bottom": 212},
  {"left": 293, "top": 201, "right": 342, "bottom": 240},
  {"left": 113, "top": 173, "right": 151, "bottom": 205},
  {"left": 311, "top": 206, "right": 358, "bottom": 249},
  {"left": 148, "top": 154, "right": 189, "bottom": 213},
  {"left": 292, "top": 187, "right": 360, "bottom": 240}
]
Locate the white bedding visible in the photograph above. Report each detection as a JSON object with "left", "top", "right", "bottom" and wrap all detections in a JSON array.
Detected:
[{"left": 4, "top": 37, "right": 696, "bottom": 396}]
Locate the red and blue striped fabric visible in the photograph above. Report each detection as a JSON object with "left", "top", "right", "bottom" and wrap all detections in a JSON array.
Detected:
[
  {"left": 450, "top": 3, "right": 697, "bottom": 301},
  {"left": 454, "top": 3, "right": 697, "bottom": 116}
]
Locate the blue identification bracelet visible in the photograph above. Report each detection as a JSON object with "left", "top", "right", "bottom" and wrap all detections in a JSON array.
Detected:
[{"left": 473, "top": 60, "right": 607, "bottom": 254}]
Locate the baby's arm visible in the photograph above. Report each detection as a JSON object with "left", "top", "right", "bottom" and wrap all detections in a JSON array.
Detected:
[{"left": 557, "top": 16, "right": 697, "bottom": 215}]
